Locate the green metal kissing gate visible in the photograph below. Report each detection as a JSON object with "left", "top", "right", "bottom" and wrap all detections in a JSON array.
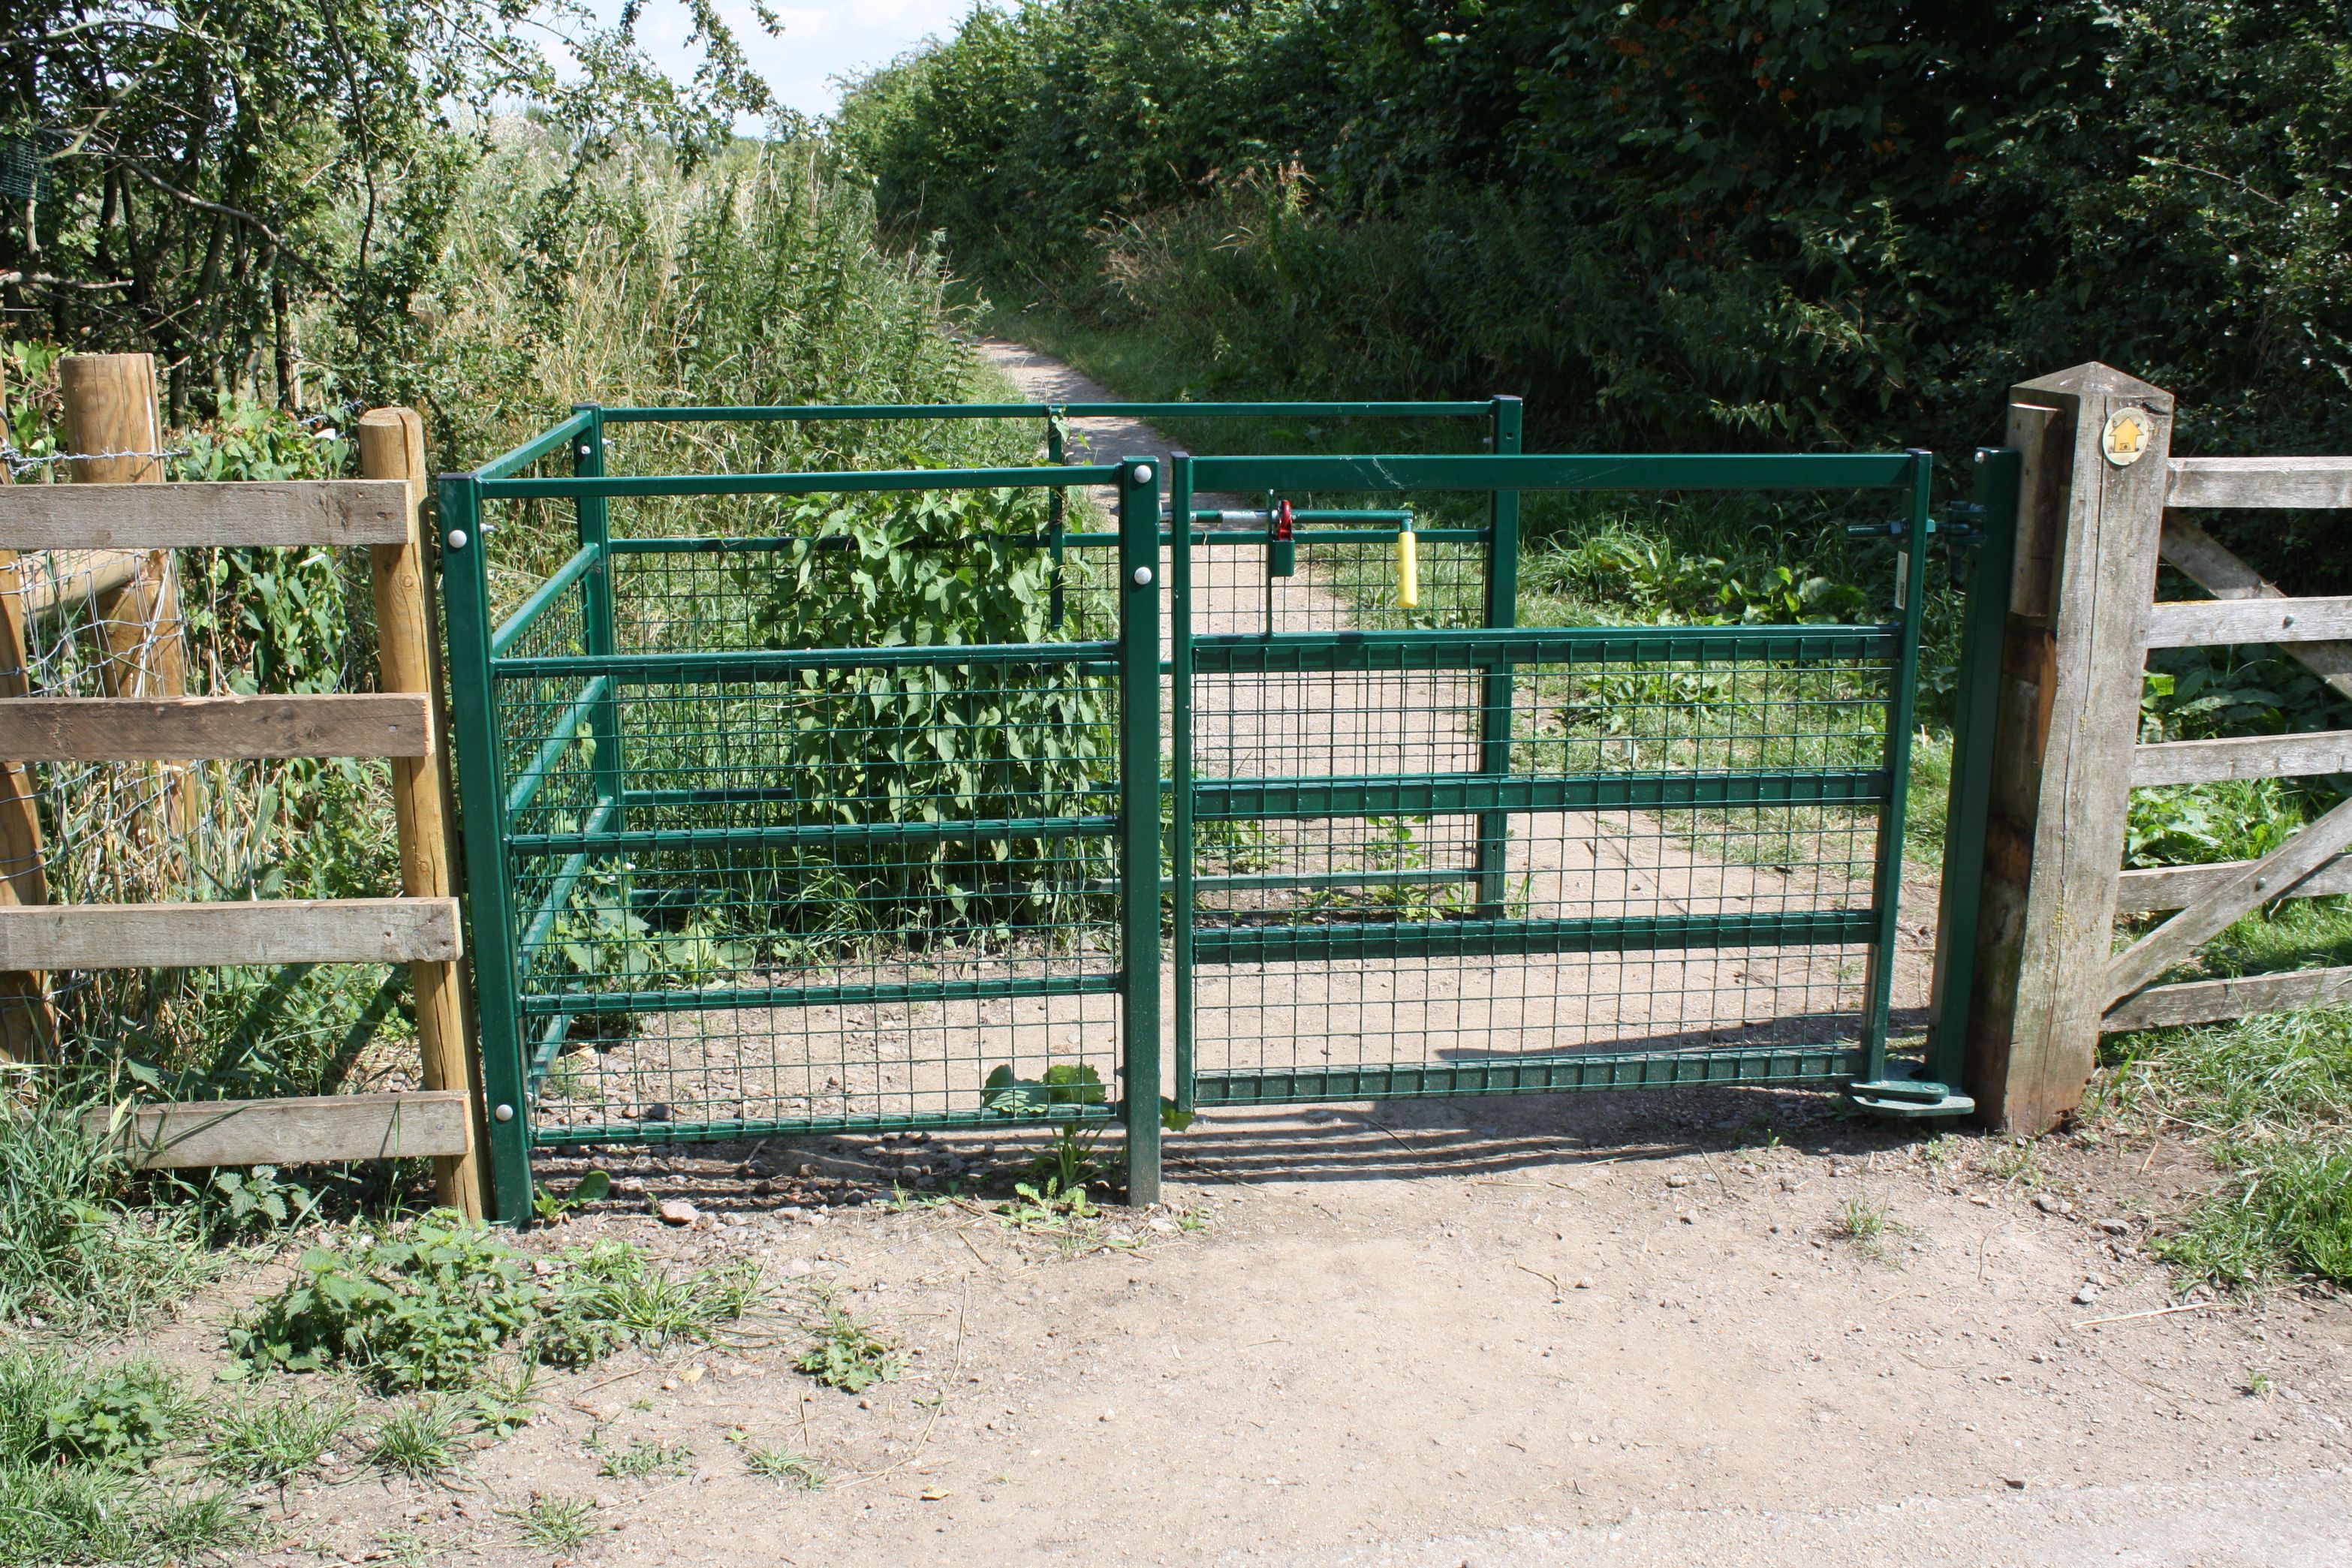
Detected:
[{"left": 442, "top": 402, "right": 2019, "bottom": 1220}]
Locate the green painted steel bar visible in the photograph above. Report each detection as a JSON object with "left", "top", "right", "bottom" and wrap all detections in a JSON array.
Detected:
[
  {"left": 502, "top": 675, "right": 608, "bottom": 818},
  {"left": 1169, "top": 453, "right": 1197, "bottom": 1118},
  {"left": 1047, "top": 408, "right": 1068, "bottom": 631},
  {"left": 518, "top": 971, "right": 1119, "bottom": 1018},
  {"left": 1191, "top": 866, "right": 1471, "bottom": 894},
  {"left": 438, "top": 473, "right": 535, "bottom": 1222},
  {"left": 1187, "top": 624, "right": 1899, "bottom": 673},
  {"left": 1117, "top": 455, "right": 1164, "bottom": 1204},
  {"left": 1195, "top": 766, "right": 1891, "bottom": 821},
  {"left": 530, "top": 1103, "right": 1118, "bottom": 1148},
  {"left": 1858, "top": 452, "right": 1938, "bottom": 1083},
  {"left": 595, "top": 522, "right": 1483, "bottom": 553},
  {"left": 1474, "top": 395, "right": 1524, "bottom": 917},
  {"left": 1194, "top": 1046, "right": 1869, "bottom": 1106},
  {"left": 1188, "top": 508, "right": 1418, "bottom": 524},
  {"left": 480, "top": 463, "right": 1120, "bottom": 501},
  {"left": 495, "top": 639, "right": 1119, "bottom": 682},
  {"left": 573, "top": 407, "right": 627, "bottom": 844},
  {"left": 1925, "top": 447, "right": 2023, "bottom": 1094},
  {"left": 513, "top": 800, "right": 619, "bottom": 980},
  {"left": 1190, "top": 452, "right": 1921, "bottom": 494},
  {"left": 506, "top": 814, "right": 1119, "bottom": 859},
  {"left": 594, "top": 401, "right": 1489, "bottom": 425},
  {"left": 490, "top": 543, "right": 598, "bottom": 657},
  {"left": 475, "top": 409, "right": 592, "bottom": 481},
  {"left": 1193, "top": 908, "right": 1876, "bottom": 966}
]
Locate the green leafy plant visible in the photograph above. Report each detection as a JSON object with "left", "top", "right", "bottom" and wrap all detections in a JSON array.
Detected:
[
  {"left": 983, "top": 1061, "right": 1107, "bottom": 1117},
  {"left": 534, "top": 1239, "right": 763, "bottom": 1367},
  {"left": 532, "top": 1169, "right": 613, "bottom": 1223},
  {"left": 793, "top": 1290, "right": 905, "bottom": 1394},
  {"left": 230, "top": 1211, "right": 541, "bottom": 1391},
  {"left": 208, "top": 1166, "right": 318, "bottom": 1236},
  {"left": 38, "top": 1365, "right": 185, "bottom": 1470}
]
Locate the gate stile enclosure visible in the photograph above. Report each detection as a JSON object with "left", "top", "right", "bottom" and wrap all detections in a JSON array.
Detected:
[{"left": 447, "top": 400, "right": 2017, "bottom": 1221}]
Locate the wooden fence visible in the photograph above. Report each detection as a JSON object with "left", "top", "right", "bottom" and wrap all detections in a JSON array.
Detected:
[
  {"left": 0, "top": 362, "right": 482, "bottom": 1216},
  {"left": 1960, "top": 362, "right": 2352, "bottom": 1132}
]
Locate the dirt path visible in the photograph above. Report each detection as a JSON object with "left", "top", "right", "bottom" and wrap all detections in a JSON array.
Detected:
[{"left": 174, "top": 341, "right": 2348, "bottom": 1567}]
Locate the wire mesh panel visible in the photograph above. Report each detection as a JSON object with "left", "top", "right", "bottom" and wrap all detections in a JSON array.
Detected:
[{"left": 1173, "top": 450, "right": 1934, "bottom": 1109}]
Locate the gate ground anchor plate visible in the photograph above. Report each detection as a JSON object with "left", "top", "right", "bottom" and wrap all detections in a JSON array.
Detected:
[{"left": 1846, "top": 1076, "right": 1976, "bottom": 1119}]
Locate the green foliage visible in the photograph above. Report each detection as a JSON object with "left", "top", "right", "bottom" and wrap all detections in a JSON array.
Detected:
[
  {"left": 513, "top": 1494, "right": 601, "bottom": 1551},
  {"left": 0, "top": 1462, "right": 245, "bottom": 1567},
  {"left": 206, "top": 1166, "right": 319, "bottom": 1238},
  {"left": 0, "top": 1353, "right": 184, "bottom": 1471},
  {"left": 738, "top": 1442, "right": 827, "bottom": 1489},
  {"left": 0, "top": 1094, "right": 224, "bottom": 1331},
  {"left": 532, "top": 1169, "right": 614, "bottom": 1223},
  {"left": 2155, "top": 1137, "right": 2352, "bottom": 1287},
  {"left": 368, "top": 1397, "right": 466, "bottom": 1480},
  {"left": 203, "top": 1394, "right": 356, "bottom": 1485},
  {"left": 793, "top": 1290, "right": 905, "bottom": 1394},
  {"left": 983, "top": 1062, "right": 1109, "bottom": 1117},
  {"left": 231, "top": 1211, "right": 766, "bottom": 1391},
  {"left": 845, "top": 0, "right": 2352, "bottom": 528},
  {"left": 230, "top": 1211, "right": 541, "bottom": 1391},
  {"left": 597, "top": 1437, "right": 694, "bottom": 1479}
]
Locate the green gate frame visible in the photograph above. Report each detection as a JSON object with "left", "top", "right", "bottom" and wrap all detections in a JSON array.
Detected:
[{"left": 441, "top": 399, "right": 2017, "bottom": 1222}]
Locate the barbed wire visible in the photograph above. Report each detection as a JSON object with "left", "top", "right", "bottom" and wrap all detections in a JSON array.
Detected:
[{"left": 1, "top": 442, "right": 191, "bottom": 479}]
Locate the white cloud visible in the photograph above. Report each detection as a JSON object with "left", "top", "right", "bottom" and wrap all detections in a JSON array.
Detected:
[{"left": 581, "top": 0, "right": 987, "bottom": 122}]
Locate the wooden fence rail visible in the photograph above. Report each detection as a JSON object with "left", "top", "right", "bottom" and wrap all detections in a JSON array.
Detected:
[{"left": 0, "top": 365, "right": 482, "bottom": 1215}]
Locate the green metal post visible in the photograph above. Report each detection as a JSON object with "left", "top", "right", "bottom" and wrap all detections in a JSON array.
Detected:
[
  {"left": 438, "top": 474, "right": 535, "bottom": 1222},
  {"left": 574, "top": 406, "right": 624, "bottom": 828},
  {"left": 1474, "top": 397, "right": 1522, "bottom": 916},
  {"left": 1168, "top": 453, "right": 1196, "bottom": 1115},
  {"left": 1118, "top": 455, "right": 1164, "bottom": 1205},
  {"left": 1923, "top": 448, "right": 2022, "bottom": 1094},
  {"left": 1857, "top": 451, "right": 1936, "bottom": 1085},
  {"left": 1046, "top": 408, "right": 1068, "bottom": 631}
]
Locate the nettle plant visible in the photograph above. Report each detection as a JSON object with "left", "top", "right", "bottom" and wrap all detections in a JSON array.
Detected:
[{"left": 733, "top": 486, "right": 1118, "bottom": 944}]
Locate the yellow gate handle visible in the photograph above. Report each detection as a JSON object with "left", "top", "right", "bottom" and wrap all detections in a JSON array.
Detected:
[{"left": 1396, "top": 523, "right": 1419, "bottom": 610}]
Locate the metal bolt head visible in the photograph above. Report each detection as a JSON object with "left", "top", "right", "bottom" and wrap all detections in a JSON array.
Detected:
[
  {"left": 494, "top": 1103, "right": 515, "bottom": 1123},
  {"left": 1131, "top": 463, "right": 1154, "bottom": 484},
  {"left": 1132, "top": 566, "right": 1154, "bottom": 587},
  {"left": 577, "top": 444, "right": 592, "bottom": 458},
  {"left": 446, "top": 529, "right": 468, "bottom": 550}
]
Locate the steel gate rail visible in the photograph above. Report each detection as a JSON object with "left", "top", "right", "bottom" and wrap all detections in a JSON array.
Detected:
[{"left": 1166, "top": 449, "right": 1988, "bottom": 1120}]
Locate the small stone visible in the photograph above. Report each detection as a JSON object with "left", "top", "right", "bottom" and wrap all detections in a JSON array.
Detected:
[
  {"left": 2004, "top": 1476, "right": 2028, "bottom": 1490},
  {"left": 1098, "top": 1410, "right": 1116, "bottom": 1422},
  {"left": 857, "top": 1398, "right": 874, "bottom": 1410},
  {"left": 658, "top": 1199, "right": 700, "bottom": 1226},
  {"left": 1968, "top": 1194, "right": 1992, "bottom": 1206},
  {"left": 1664, "top": 1174, "right": 1694, "bottom": 1189},
  {"left": 640, "top": 1103, "right": 672, "bottom": 1123},
  {"left": 1574, "top": 1278, "right": 1594, "bottom": 1290},
  {"left": 1147, "top": 1217, "right": 1176, "bottom": 1233},
  {"left": 2034, "top": 1193, "right": 2063, "bottom": 1214},
  {"left": 2073, "top": 1284, "right": 2101, "bottom": 1305},
  {"left": 1830, "top": 1164, "right": 1853, "bottom": 1178},
  {"left": 2098, "top": 1218, "right": 2131, "bottom": 1235}
]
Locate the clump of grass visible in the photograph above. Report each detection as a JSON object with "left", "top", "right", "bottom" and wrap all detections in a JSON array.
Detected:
[
  {"left": 2154, "top": 1136, "right": 2352, "bottom": 1289},
  {"left": 1833, "top": 1193, "right": 1892, "bottom": 1242},
  {"left": 206, "top": 1393, "right": 357, "bottom": 1484},
  {"left": 369, "top": 1398, "right": 465, "bottom": 1480},
  {"left": 512, "top": 1494, "right": 601, "bottom": 1551},
  {"left": 535, "top": 1239, "right": 763, "bottom": 1366},
  {"left": 739, "top": 1440, "right": 826, "bottom": 1489},
  {"left": 0, "top": 1094, "right": 224, "bottom": 1332},
  {"left": 0, "top": 1350, "right": 245, "bottom": 1563},
  {"left": 793, "top": 1288, "right": 905, "bottom": 1394},
  {"left": 598, "top": 1438, "right": 693, "bottom": 1479}
]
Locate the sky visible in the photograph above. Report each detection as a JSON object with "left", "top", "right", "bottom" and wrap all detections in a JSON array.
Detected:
[{"left": 588, "top": 0, "right": 983, "bottom": 123}]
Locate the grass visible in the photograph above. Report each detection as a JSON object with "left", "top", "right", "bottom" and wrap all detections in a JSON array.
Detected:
[
  {"left": 368, "top": 1398, "right": 465, "bottom": 1480},
  {"left": 0, "top": 1350, "right": 246, "bottom": 1566},
  {"left": 205, "top": 1393, "right": 357, "bottom": 1484},
  {"left": 512, "top": 1494, "right": 601, "bottom": 1551},
  {"left": 2096, "top": 1005, "right": 2352, "bottom": 1288},
  {"left": 0, "top": 1094, "right": 226, "bottom": 1332},
  {"left": 598, "top": 1438, "right": 694, "bottom": 1479},
  {"left": 739, "top": 1442, "right": 827, "bottom": 1489}
]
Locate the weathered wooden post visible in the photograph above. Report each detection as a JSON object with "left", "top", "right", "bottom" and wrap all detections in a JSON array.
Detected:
[
  {"left": 1962, "top": 363, "right": 2173, "bottom": 1131},
  {"left": 0, "top": 360, "right": 56, "bottom": 1064},
  {"left": 59, "top": 354, "right": 197, "bottom": 852},
  {"left": 360, "top": 407, "right": 485, "bottom": 1219}
]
